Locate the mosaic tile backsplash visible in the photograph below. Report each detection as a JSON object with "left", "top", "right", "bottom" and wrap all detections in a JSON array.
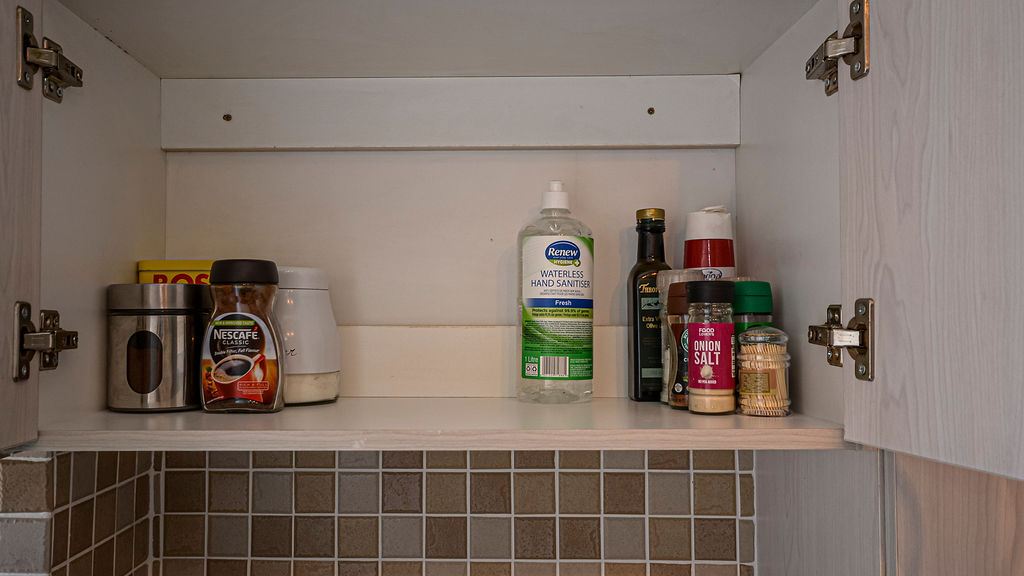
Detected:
[{"left": 156, "top": 451, "right": 755, "bottom": 576}]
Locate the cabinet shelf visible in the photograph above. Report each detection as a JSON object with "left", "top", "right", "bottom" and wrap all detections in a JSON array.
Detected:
[{"left": 34, "top": 397, "right": 847, "bottom": 451}]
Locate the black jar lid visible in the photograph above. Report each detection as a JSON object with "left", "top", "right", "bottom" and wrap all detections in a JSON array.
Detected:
[
  {"left": 210, "top": 259, "right": 279, "bottom": 285},
  {"left": 686, "top": 280, "right": 735, "bottom": 304}
]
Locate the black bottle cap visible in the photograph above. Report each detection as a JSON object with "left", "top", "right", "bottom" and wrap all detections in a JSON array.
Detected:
[
  {"left": 210, "top": 259, "right": 279, "bottom": 285},
  {"left": 686, "top": 280, "right": 735, "bottom": 304}
]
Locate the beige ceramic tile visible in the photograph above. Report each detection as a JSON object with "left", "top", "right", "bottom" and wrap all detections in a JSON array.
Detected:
[
  {"left": 513, "top": 473, "right": 554, "bottom": 514},
  {"left": 649, "top": 517, "right": 692, "bottom": 561},
  {"left": 692, "top": 451, "right": 735, "bottom": 471},
  {"left": 603, "top": 517, "right": 646, "bottom": 560},
  {"left": 739, "top": 519, "right": 755, "bottom": 563},
  {"left": 693, "top": 566, "right": 737, "bottom": 576},
  {"left": 425, "top": 562, "right": 467, "bottom": 576},
  {"left": 426, "top": 472, "right": 467, "bottom": 514},
  {"left": 558, "top": 451, "right": 600, "bottom": 470},
  {"left": 509, "top": 563, "right": 553, "bottom": 576},
  {"left": 383, "top": 562, "right": 423, "bottom": 576},
  {"left": 648, "top": 472, "right": 691, "bottom": 515},
  {"left": 471, "top": 563, "right": 513, "bottom": 576},
  {"left": 602, "top": 451, "right": 644, "bottom": 469},
  {"left": 737, "top": 451, "right": 753, "bottom": 471},
  {"left": 604, "top": 564, "right": 645, "bottom": 576},
  {"left": 382, "top": 516, "right": 423, "bottom": 559},
  {"left": 650, "top": 564, "right": 691, "bottom": 576},
  {"left": 470, "top": 517, "right": 511, "bottom": 559},
  {"left": 559, "top": 472, "right": 600, "bottom": 515}
]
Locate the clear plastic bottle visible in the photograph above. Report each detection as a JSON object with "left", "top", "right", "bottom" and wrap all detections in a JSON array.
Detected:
[{"left": 517, "top": 181, "right": 594, "bottom": 403}]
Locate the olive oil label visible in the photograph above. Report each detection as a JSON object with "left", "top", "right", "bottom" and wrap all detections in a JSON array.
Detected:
[
  {"left": 688, "top": 322, "right": 735, "bottom": 391},
  {"left": 521, "top": 236, "right": 594, "bottom": 380},
  {"left": 636, "top": 277, "right": 664, "bottom": 388},
  {"left": 201, "top": 312, "right": 280, "bottom": 404}
]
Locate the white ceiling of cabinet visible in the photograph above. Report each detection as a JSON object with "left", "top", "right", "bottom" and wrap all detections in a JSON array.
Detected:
[{"left": 57, "top": 0, "right": 818, "bottom": 78}]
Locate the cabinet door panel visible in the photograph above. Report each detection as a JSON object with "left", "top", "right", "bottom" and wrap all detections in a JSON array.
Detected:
[
  {"left": 840, "top": 0, "right": 1024, "bottom": 478},
  {"left": 0, "top": 0, "right": 42, "bottom": 451}
]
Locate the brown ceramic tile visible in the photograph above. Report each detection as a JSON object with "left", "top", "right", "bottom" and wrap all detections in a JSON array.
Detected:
[
  {"left": 558, "top": 451, "right": 600, "bottom": 469},
  {"left": 135, "top": 474, "right": 149, "bottom": 522},
  {"left": 469, "top": 452, "right": 510, "bottom": 469},
  {"left": 95, "top": 452, "right": 119, "bottom": 492},
  {"left": 649, "top": 518, "right": 692, "bottom": 561},
  {"left": 151, "top": 560, "right": 160, "bottom": 576},
  {"left": 740, "top": 565, "right": 754, "bottom": 576},
  {"left": 207, "top": 560, "right": 248, "bottom": 576},
  {"left": 114, "top": 527, "right": 133, "bottom": 576},
  {"left": 116, "top": 481, "right": 136, "bottom": 530},
  {"left": 692, "top": 566, "right": 736, "bottom": 576},
  {"left": 253, "top": 560, "right": 292, "bottom": 576},
  {"left": 470, "top": 473, "right": 510, "bottom": 514},
  {"left": 56, "top": 452, "right": 72, "bottom": 508},
  {"left": 427, "top": 452, "right": 467, "bottom": 469},
  {"left": 693, "top": 518, "right": 736, "bottom": 561},
  {"left": 337, "top": 517, "right": 379, "bottom": 558},
  {"left": 295, "top": 516, "right": 337, "bottom": 558},
  {"left": 425, "top": 561, "right": 467, "bottom": 576},
  {"left": 383, "top": 451, "right": 423, "bottom": 469},
  {"left": 650, "top": 565, "right": 691, "bottom": 576},
  {"left": 118, "top": 452, "right": 137, "bottom": 481},
  {"left": 693, "top": 474, "right": 735, "bottom": 516},
  {"left": 513, "top": 473, "right": 554, "bottom": 514},
  {"left": 739, "top": 475, "right": 754, "bottom": 517},
  {"left": 94, "top": 488, "right": 117, "bottom": 543},
  {"left": 136, "top": 451, "right": 153, "bottom": 474},
  {"left": 559, "top": 563, "right": 602, "bottom": 576},
  {"left": 209, "top": 452, "right": 250, "bottom": 469},
  {"left": 70, "top": 499, "right": 95, "bottom": 557},
  {"left": 603, "top": 473, "right": 645, "bottom": 514},
  {"left": 426, "top": 472, "right": 466, "bottom": 514},
  {"left": 649, "top": 450, "right": 690, "bottom": 470},
  {"left": 163, "top": 514, "right": 205, "bottom": 557},
  {"left": 510, "top": 563, "right": 552, "bottom": 576},
  {"left": 296, "top": 451, "right": 337, "bottom": 469},
  {"left": 383, "top": 472, "right": 423, "bottom": 513},
  {"left": 154, "top": 474, "right": 162, "bottom": 515},
  {"left": 513, "top": 452, "right": 554, "bottom": 469},
  {"left": 165, "top": 451, "right": 205, "bottom": 469},
  {"left": 558, "top": 517, "right": 600, "bottom": 559},
  {"left": 52, "top": 508, "right": 69, "bottom": 566},
  {"left": 338, "top": 561, "right": 379, "bottom": 576},
  {"left": 382, "top": 516, "right": 423, "bottom": 558},
  {"left": 162, "top": 559, "right": 204, "bottom": 576},
  {"left": 253, "top": 452, "right": 293, "bottom": 468},
  {"left": 338, "top": 472, "right": 380, "bottom": 514},
  {"left": 603, "top": 517, "right": 646, "bottom": 560},
  {"left": 339, "top": 452, "right": 379, "bottom": 469},
  {"left": 154, "top": 452, "right": 164, "bottom": 472},
  {"left": 558, "top": 472, "right": 600, "bottom": 515},
  {"left": 602, "top": 451, "right": 644, "bottom": 469},
  {"left": 603, "top": 564, "right": 646, "bottom": 576},
  {"left": 53, "top": 566, "right": 68, "bottom": 576},
  {"left": 164, "top": 471, "right": 204, "bottom": 513},
  {"left": 69, "top": 551, "right": 93, "bottom": 576},
  {"left": 93, "top": 539, "right": 115, "bottom": 576},
  {"left": 513, "top": 518, "right": 555, "bottom": 559},
  {"left": 252, "top": 515, "right": 293, "bottom": 558},
  {"left": 153, "top": 516, "right": 161, "bottom": 561},
  {"left": 739, "top": 519, "right": 754, "bottom": 563},
  {"left": 253, "top": 471, "right": 294, "bottom": 513},
  {"left": 72, "top": 452, "right": 97, "bottom": 501},
  {"left": 296, "top": 472, "right": 336, "bottom": 513},
  {"left": 133, "top": 519, "right": 149, "bottom": 571},
  {"left": 737, "top": 451, "right": 753, "bottom": 471},
  {"left": 470, "top": 517, "right": 510, "bottom": 559},
  {"left": 471, "top": 563, "right": 512, "bottom": 576},
  {"left": 210, "top": 471, "right": 250, "bottom": 513},
  {"left": 295, "top": 561, "right": 338, "bottom": 576},
  {"left": 208, "top": 515, "right": 249, "bottom": 557},
  {"left": 382, "top": 562, "right": 423, "bottom": 576},
  {"left": 425, "top": 516, "right": 467, "bottom": 559},
  {"left": 648, "top": 472, "right": 691, "bottom": 515},
  {"left": 692, "top": 451, "right": 735, "bottom": 471}
]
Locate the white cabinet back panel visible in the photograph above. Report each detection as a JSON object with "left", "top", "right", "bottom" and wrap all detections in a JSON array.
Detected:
[
  {"left": 165, "top": 149, "right": 734, "bottom": 326},
  {"left": 39, "top": 0, "right": 165, "bottom": 422}
]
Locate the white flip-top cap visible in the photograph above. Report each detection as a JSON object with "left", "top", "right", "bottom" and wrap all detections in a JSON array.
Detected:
[
  {"left": 685, "top": 205, "right": 734, "bottom": 240},
  {"left": 542, "top": 180, "right": 570, "bottom": 210},
  {"left": 278, "top": 266, "right": 329, "bottom": 290}
]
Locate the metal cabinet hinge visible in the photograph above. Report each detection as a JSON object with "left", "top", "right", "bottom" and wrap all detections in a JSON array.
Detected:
[
  {"left": 807, "top": 298, "right": 874, "bottom": 381},
  {"left": 16, "top": 6, "right": 83, "bottom": 103},
  {"left": 805, "top": 0, "right": 869, "bottom": 96},
  {"left": 13, "top": 302, "right": 79, "bottom": 381}
]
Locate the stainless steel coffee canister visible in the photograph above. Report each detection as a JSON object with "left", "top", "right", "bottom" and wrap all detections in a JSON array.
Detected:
[{"left": 107, "top": 284, "right": 210, "bottom": 411}]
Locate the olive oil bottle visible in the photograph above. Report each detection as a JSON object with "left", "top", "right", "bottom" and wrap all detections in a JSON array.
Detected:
[{"left": 628, "top": 209, "right": 671, "bottom": 401}]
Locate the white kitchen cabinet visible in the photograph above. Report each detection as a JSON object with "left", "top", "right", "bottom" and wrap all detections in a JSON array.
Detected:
[{"left": 1, "top": 0, "right": 1020, "bottom": 480}]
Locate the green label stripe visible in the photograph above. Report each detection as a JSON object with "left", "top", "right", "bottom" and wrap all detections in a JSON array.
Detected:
[{"left": 211, "top": 319, "right": 256, "bottom": 327}]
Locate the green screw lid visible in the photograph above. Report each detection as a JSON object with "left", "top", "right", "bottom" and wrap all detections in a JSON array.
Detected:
[{"left": 733, "top": 280, "right": 773, "bottom": 314}]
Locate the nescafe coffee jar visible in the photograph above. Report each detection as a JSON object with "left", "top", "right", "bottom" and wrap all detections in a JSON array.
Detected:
[{"left": 201, "top": 259, "right": 285, "bottom": 413}]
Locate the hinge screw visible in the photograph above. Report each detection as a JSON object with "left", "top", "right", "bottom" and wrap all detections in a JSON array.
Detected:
[
  {"left": 20, "top": 365, "right": 28, "bottom": 377},
  {"left": 857, "top": 302, "right": 867, "bottom": 316},
  {"left": 827, "top": 349, "right": 834, "bottom": 360},
  {"left": 852, "top": 2, "right": 861, "bottom": 14},
  {"left": 55, "top": 86, "right": 64, "bottom": 98},
  {"left": 805, "top": 61, "right": 812, "bottom": 73},
  {"left": 854, "top": 62, "right": 863, "bottom": 74},
  {"left": 22, "top": 72, "right": 31, "bottom": 83},
  {"left": 857, "top": 364, "right": 867, "bottom": 376},
  {"left": 825, "top": 77, "right": 832, "bottom": 88},
  {"left": 20, "top": 306, "right": 29, "bottom": 320}
]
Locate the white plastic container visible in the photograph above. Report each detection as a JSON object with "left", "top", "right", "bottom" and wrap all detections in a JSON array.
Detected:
[{"left": 274, "top": 267, "right": 341, "bottom": 404}]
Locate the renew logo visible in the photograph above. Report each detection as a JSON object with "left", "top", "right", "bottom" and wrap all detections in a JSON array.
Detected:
[{"left": 545, "top": 241, "right": 582, "bottom": 267}]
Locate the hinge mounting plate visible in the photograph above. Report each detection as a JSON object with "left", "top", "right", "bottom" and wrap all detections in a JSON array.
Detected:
[
  {"left": 13, "top": 302, "right": 79, "bottom": 381},
  {"left": 805, "top": 0, "right": 869, "bottom": 95},
  {"left": 16, "top": 6, "right": 83, "bottom": 103},
  {"left": 807, "top": 298, "right": 874, "bottom": 381}
]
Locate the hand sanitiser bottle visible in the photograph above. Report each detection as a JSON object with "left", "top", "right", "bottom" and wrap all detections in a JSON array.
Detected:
[{"left": 518, "top": 181, "right": 594, "bottom": 403}]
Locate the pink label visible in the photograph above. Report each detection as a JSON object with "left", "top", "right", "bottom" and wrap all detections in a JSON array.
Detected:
[{"left": 687, "top": 322, "right": 735, "bottom": 391}]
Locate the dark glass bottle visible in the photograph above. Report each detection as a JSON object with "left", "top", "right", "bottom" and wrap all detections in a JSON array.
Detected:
[{"left": 628, "top": 209, "right": 671, "bottom": 401}]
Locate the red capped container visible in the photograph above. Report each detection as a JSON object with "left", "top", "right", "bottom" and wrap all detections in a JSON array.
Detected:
[{"left": 683, "top": 206, "right": 736, "bottom": 280}]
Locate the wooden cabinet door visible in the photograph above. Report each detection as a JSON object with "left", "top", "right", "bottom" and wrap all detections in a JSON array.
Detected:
[
  {"left": 0, "top": 0, "right": 42, "bottom": 452},
  {"left": 840, "top": 0, "right": 1024, "bottom": 478}
]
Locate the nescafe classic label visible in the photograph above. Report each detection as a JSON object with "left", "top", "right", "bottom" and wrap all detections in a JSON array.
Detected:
[{"left": 201, "top": 313, "right": 279, "bottom": 404}]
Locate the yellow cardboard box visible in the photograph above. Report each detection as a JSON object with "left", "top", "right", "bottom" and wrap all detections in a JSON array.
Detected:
[{"left": 138, "top": 260, "right": 214, "bottom": 284}]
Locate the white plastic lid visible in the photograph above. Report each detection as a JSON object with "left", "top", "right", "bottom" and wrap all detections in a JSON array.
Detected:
[
  {"left": 542, "top": 180, "right": 570, "bottom": 210},
  {"left": 684, "top": 205, "right": 734, "bottom": 241},
  {"left": 278, "top": 266, "right": 329, "bottom": 290}
]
